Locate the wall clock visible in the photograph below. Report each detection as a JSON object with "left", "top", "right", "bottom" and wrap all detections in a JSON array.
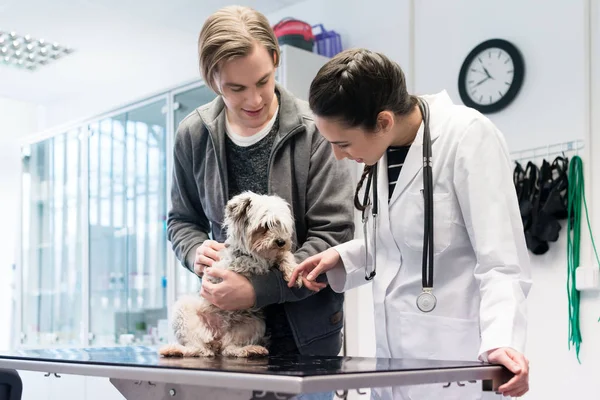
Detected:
[{"left": 458, "top": 39, "right": 525, "bottom": 114}]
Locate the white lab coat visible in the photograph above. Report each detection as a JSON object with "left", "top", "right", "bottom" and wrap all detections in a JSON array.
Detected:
[{"left": 327, "top": 91, "right": 532, "bottom": 400}]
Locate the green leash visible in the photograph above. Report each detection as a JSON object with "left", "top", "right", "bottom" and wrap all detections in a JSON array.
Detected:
[{"left": 566, "top": 155, "right": 600, "bottom": 362}]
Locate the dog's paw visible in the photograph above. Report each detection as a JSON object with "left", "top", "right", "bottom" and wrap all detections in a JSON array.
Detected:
[
  {"left": 289, "top": 271, "right": 303, "bottom": 288},
  {"left": 158, "top": 343, "right": 185, "bottom": 357},
  {"left": 159, "top": 343, "right": 216, "bottom": 358},
  {"left": 278, "top": 252, "right": 301, "bottom": 287},
  {"left": 184, "top": 346, "right": 216, "bottom": 357},
  {"left": 294, "top": 274, "right": 303, "bottom": 288},
  {"left": 245, "top": 345, "right": 269, "bottom": 358},
  {"left": 282, "top": 267, "right": 302, "bottom": 288},
  {"left": 222, "top": 345, "right": 269, "bottom": 358}
]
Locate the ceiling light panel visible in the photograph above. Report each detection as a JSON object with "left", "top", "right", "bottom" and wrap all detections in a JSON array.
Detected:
[{"left": 0, "top": 30, "right": 74, "bottom": 71}]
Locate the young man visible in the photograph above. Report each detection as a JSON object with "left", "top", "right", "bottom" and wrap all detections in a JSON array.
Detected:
[{"left": 167, "top": 5, "right": 355, "bottom": 358}]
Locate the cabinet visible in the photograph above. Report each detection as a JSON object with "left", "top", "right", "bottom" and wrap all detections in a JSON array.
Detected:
[
  {"left": 276, "top": 44, "right": 329, "bottom": 101},
  {"left": 85, "top": 377, "right": 125, "bottom": 400},
  {"left": 19, "top": 371, "right": 125, "bottom": 400},
  {"left": 19, "top": 371, "right": 49, "bottom": 400},
  {"left": 16, "top": 45, "right": 332, "bottom": 352},
  {"left": 19, "top": 371, "right": 86, "bottom": 400},
  {"left": 20, "top": 129, "right": 85, "bottom": 348},
  {"left": 20, "top": 97, "right": 170, "bottom": 349},
  {"left": 87, "top": 98, "right": 169, "bottom": 346}
]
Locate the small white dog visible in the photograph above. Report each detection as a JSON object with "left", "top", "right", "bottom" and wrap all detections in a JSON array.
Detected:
[{"left": 159, "top": 191, "right": 302, "bottom": 358}]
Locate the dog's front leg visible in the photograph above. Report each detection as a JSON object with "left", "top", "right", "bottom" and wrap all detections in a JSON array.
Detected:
[
  {"left": 279, "top": 252, "right": 302, "bottom": 288},
  {"left": 221, "top": 315, "right": 268, "bottom": 358}
]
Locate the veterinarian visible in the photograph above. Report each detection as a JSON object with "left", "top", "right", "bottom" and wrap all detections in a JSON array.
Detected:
[
  {"left": 288, "top": 48, "right": 532, "bottom": 400},
  {"left": 166, "top": 4, "right": 353, "bottom": 371}
]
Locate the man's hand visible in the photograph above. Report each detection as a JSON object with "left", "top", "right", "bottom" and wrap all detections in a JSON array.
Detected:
[
  {"left": 487, "top": 347, "right": 529, "bottom": 397},
  {"left": 194, "top": 240, "right": 226, "bottom": 277},
  {"left": 201, "top": 268, "right": 256, "bottom": 311}
]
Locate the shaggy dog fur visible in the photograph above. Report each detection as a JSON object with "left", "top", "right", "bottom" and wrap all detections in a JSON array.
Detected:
[{"left": 159, "top": 191, "right": 302, "bottom": 358}]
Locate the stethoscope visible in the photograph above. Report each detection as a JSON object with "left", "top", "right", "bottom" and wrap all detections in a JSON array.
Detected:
[{"left": 361, "top": 98, "right": 436, "bottom": 313}]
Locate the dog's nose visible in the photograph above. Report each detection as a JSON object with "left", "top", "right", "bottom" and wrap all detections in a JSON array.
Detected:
[{"left": 275, "top": 239, "right": 286, "bottom": 247}]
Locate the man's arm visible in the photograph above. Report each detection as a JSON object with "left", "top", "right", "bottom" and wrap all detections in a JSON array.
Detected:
[{"left": 167, "top": 123, "right": 211, "bottom": 272}]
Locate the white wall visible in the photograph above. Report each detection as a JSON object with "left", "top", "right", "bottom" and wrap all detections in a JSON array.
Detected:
[
  {"left": 414, "top": 0, "right": 587, "bottom": 151},
  {"left": 270, "top": 0, "right": 600, "bottom": 399},
  {"left": 0, "top": 98, "right": 41, "bottom": 350}
]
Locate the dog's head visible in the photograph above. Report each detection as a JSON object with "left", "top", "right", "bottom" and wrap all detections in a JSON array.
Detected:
[{"left": 224, "top": 191, "right": 295, "bottom": 261}]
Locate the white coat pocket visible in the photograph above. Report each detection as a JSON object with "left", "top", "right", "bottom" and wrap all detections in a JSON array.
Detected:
[
  {"left": 396, "top": 312, "right": 482, "bottom": 400},
  {"left": 396, "top": 311, "right": 480, "bottom": 360},
  {"left": 400, "top": 191, "right": 454, "bottom": 254}
]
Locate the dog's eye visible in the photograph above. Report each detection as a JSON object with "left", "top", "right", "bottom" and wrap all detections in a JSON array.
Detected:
[{"left": 262, "top": 224, "right": 269, "bottom": 231}]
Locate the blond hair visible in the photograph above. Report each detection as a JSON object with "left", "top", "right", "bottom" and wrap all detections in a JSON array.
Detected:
[{"left": 198, "top": 6, "right": 280, "bottom": 93}]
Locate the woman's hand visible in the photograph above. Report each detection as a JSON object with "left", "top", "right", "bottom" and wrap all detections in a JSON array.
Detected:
[
  {"left": 193, "top": 240, "right": 226, "bottom": 277},
  {"left": 487, "top": 347, "right": 529, "bottom": 397},
  {"left": 287, "top": 248, "right": 342, "bottom": 291}
]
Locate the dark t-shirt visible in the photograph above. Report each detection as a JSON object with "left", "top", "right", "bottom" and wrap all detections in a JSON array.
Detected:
[
  {"left": 224, "top": 93, "right": 299, "bottom": 355},
  {"left": 387, "top": 146, "right": 411, "bottom": 200}
]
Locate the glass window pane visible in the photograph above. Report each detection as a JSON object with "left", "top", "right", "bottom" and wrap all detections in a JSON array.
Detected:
[
  {"left": 173, "top": 85, "right": 217, "bottom": 127},
  {"left": 21, "top": 129, "right": 84, "bottom": 347},
  {"left": 88, "top": 98, "right": 168, "bottom": 346}
]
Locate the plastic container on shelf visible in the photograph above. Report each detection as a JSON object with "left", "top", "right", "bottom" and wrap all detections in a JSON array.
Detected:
[
  {"left": 312, "top": 24, "right": 342, "bottom": 58},
  {"left": 273, "top": 18, "right": 315, "bottom": 52}
]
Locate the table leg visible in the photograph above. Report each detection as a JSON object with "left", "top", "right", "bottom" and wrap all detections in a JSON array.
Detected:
[
  {"left": 0, "top": 368, "right": 22, "bottom": 400},
  {"left": 482, "top": 367, "right": 512, "bottom": 392},
  {"left": 110, "top": 378, "right": 296, "bottom": 400}
]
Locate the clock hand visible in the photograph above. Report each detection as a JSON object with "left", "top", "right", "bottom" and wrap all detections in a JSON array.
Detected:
[
  {"left": 482, "top": 66, "right": 494, "bottom": 79},
  {"left": 472, "top": 77, "right": 490, "bottom": 88}
]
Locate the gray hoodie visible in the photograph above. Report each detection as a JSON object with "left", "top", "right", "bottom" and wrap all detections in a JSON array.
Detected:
[{"left": 167, "top": 84, "right": 355, "bottom": 355}]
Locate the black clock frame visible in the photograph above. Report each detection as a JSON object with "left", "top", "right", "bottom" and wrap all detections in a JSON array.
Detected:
[{"left": 458, "top": 38, "right": 525, "bottom": 114}]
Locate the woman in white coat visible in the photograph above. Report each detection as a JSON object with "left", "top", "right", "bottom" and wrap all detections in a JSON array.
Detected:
[{"left": 289, "top": 48, "right": 532, "bottom": 399}]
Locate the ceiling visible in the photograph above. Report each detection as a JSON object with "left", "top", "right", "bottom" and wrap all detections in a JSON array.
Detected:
[{"left": 0, "top": 0, "right": 306, "bottom": 108}]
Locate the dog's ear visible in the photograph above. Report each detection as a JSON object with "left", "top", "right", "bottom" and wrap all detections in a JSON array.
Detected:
[{"left": 225, "top": 194, "right": 252, "bottom": 224}]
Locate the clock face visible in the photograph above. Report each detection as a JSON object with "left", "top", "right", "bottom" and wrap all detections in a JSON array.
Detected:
[
  {"left": 458, "top": 39, "right": 525, "bottom": 114},
  {"left": 464, "top": 47, "right": 514, "bottom": 106}
]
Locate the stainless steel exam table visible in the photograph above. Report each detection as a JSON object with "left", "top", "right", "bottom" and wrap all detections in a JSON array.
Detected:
[{"left": 0, "top": 346, "right": 510, "bottom": 399}]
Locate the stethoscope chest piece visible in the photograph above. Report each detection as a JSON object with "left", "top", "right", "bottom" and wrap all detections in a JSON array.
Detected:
[{"left": 416, "top": 289, "right": 437, "bottom": 313}]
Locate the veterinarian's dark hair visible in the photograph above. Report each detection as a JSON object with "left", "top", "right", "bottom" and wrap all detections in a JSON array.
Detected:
[{"left": 309, "top": 48, "right": 417, "bottom": 211}]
